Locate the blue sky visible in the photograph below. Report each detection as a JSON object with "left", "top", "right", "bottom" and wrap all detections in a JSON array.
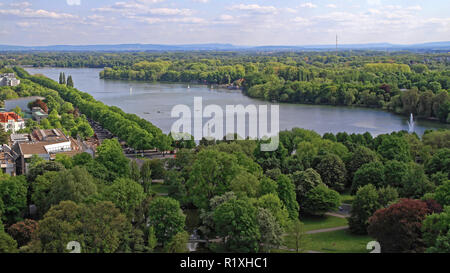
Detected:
[{"left": 0, "top": 0, "right": 449, "bottom": 46}]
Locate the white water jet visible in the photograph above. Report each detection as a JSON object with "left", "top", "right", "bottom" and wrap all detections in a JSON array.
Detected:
[{"left": 407, "top": 113, "right": 415, "bottom": 133}]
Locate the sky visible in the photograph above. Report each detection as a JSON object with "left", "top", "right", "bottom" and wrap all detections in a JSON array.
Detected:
[{"left": 0, "top": 0, "right": 449, "bottom": 46}]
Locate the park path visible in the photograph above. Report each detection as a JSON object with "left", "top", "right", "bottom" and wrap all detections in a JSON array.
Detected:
[
  {"left": 305, "top": 225, "right": 349, "bottom": 235},
  {"left": 325, "top": 212, "right": 349, "bottom": 218}
]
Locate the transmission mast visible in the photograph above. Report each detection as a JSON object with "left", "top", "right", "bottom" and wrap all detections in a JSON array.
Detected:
[{"left": 336, "top": 34, "right": 338, "bottom": 56}]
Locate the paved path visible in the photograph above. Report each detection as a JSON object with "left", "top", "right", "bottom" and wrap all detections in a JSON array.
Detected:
[
  {"left": 306, "top": 226, "right": 349, "bottom": 234},
  {"left": 325, "top": 212, "right": 349, "bottom": 219}
]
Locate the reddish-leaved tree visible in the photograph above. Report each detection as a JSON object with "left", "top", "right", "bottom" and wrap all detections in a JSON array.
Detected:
[
  {"left": 367, "top": 199, "right": 431, "bottom": 253},
  {"left": 28, "top": 99, "right": 48, "bottom": 113},
  {"left": 7, "top": 219, "right": 39, "bottom": 247}
]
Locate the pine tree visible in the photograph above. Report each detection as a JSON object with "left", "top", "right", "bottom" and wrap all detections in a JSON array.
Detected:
[
  {"left": 67, "top": 75, "right": 74, "bottom": 87},
  {"left": 62, "top": 72, "right": 66, "bottom": 85},
  {"left": 59, "top": 72, "right": 63, "bottom": 84}
]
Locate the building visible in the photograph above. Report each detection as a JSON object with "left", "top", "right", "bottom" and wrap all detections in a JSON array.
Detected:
[
  {"left": 0, "top": 112, "right": 25, "bottom": 133},
  {"left": 4, "top": 96, "right": 45, "bottom": 112},
  {"left": 13, "top": 129, "right": 83, "bottom": 174},
  {"left": 0, "top": 144, "right": 18, "bottom": 175},
  {"left": 0, "top": 73, "right": 20, "bottom": 87},
  {"left": 31, "top": 107, "right": 48, "bottom": 122}
]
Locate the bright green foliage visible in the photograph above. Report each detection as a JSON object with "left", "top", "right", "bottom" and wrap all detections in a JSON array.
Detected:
[
  {"left": 147, "top": 197, "right": 185, "bottom": 246},
  {"left": 165, "top": 231, "right": 189, "bottom": 253},
  {"left": 187, "top": 149, "right": 241, "bottom": 209},
  {"left": 96, "top": 139, "right": 130, "bottom": 179},
  {"left": 422, "top": 206, "right": 450, "bottom": 253},
  {"left": 102, "top": 178, "right": 145, "bottom": 219},
  {"left": 31, "top": 201, "right": 130, "bottom": 253},
  {"left": 213, "top": 199, "right": 260, "bottom": 253},
  {"left": 302, "top": 184, "right": 340, "bottom": 216},
  {"left": 351, "top": 161, "right": 385, "bottom": 194},
  {"left": 0, "top": 176, "right": 28, "bottom": 225},
  {"left": 377, "top": 135, "right": 411, "bottom": 162},
  {"left": 276, "top": 174, "right": 299, "bottom": 220}
]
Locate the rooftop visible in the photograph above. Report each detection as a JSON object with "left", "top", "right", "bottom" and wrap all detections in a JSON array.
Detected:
[{"left": 0, "top": 112, "right": 23, "bottom": 123}]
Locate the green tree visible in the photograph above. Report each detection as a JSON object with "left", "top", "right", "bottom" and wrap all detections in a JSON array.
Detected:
[
  {"left": 0, "top": 228, "right": 17, "bottom": 253},
  {"left": 213, "top": 199, "right": 260, "bottom": 253},
  {"left": 31, "top": 201, "right": 130, "bottom": 253},
  {"left": 147, "top": 197, "right": 185, "bottom": 246},
  {"left": 351, "top": 161, "right": 385, "bottom": 194},
  {"left": 230, "top": 171, "right": 260, "bottom": 198},
  {"left": 140, "top": 159, "right": 152, "bottom": 193},
  {"left": 186, "top": 150, "right": 241, "bottom": 209},
  {"left": 256, "top": 193, "right": 290, "bottom": 229},
  {"left": 302, "top": 184, "right": 340, "bottom": 216},
  {"left": 314, "top": 154, "right": 347, "bottom": 192},
  {"left": 276, "top": 174, "right": 299, "bottom": 220},
  {"left": 290, "top": 168, "right": 323, "bottom": 205},
  {"left": 96, "top": 139, "right": 130, "bottom": 179},
  {"left": 422, "top": 206, "right": 450, "bottom": 253},
  {"left": 164, "top": 231, "right": 189, "bottom": 253},
  {"left": 0, "top": 176, "right": 27, "bottom": 225},
  {"left": 66, "top": 75, "right": 74, "bottom": 87},
  {"left": 102, "top": 178, "right": 145, "bottom": 219},
  {"left": 284, "top": 219, "right": 308, "bottom": 253},
  {"left": 130, "top": 160, "right": 141, "bottom": 183},
  {"left": 399, "top": 162, "right": 435, "bottom": 198},
  {"left": 257, "top": 208, "right": 283, "bottom": 252},
  {"left": 346, "top": 146, "right": 379, "bottom": 185},
  {"left": 377, "top": 135, "right": 411, "bottom": 162},
  {"left": 348, "top": 184, "right": 381, "bottom": 235}
]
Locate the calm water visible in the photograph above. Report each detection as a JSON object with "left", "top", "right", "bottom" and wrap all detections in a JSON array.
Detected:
[{"left": 26, "top": 67, "right": 450, "bottom": 136}]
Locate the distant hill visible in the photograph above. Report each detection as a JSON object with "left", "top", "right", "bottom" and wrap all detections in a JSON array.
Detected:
[{"left": 1, "top": 42, "right": 449, "bottom": 52}]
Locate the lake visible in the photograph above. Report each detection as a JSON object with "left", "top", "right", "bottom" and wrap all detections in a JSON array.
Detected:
[{"left": 25, "top": 67, "right": 450, "bottom": 137}]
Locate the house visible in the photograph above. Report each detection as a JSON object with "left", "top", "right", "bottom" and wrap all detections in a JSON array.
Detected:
[
  {"left": 0, "top": 73, "right": 20, "bottom": 87},
  {"left": 0, "top": 144, "right": 18, "bottom": 175},
  {"left": 13, "top": 129, "right": 83, "bottom": 174},
  {"left": 31, "top": 107, "right": 48, "bottom": 122},
  {"left": 0, "top": 112, "right": 25, "bottom": 133}
]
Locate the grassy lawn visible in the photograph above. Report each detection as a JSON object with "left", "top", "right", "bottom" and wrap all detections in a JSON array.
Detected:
[
  {"left": 151, "top": 184, "right": 170, "bottom": 195},
  {"left": 305, "top": 229, "right": 373, "bottom": 253},
  {"left": 301, "top": 215, "right": 348, "bottom": 232},
  {"left": 340, "top": 192, "right": 355, "bottom": 204},
  {"left": 282, "top": 229, "right": 373, "bottom": 253}
]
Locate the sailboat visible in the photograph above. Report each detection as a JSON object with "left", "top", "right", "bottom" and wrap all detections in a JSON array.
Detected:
[{"left": 130, "top": 87, "right": 133, "bottom": 95}]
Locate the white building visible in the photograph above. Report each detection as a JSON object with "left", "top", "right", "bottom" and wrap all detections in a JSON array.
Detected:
[
  {"left": 0, "top": 73, "right": 20, "bottom": 87},
  {"left": 0, "top": 112, "right": 25, "bottom": 133}
]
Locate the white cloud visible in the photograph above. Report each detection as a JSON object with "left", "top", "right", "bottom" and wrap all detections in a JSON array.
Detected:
[
  {"left": 367, "top": 0, "right": 381, "bottom": 6},
  {"left": 326, "top": 4, "right": 337, "bottom": 9},
  {"left": 94, "top": 2, "right": 192, "bottom": 16},
  {"left": 192, "top": 0, "right": 209, "bottom": 3},
  {"left": 229, "top": 4, "right": 277, "bottom": 14},
  {"left": 292, "top": 17, "right": 312, "bottom": 26},
  {"left": 300, "top": 3, "right": 317, "bottom": 9},
  {"left": 10, "top": 2, "right": 32, "bottom": 8},
  {"left": 407, "top": 5, "right": 422, "bottom": 11},
  {"left": 66, "top": 0, "right": 81, "bottom": 6},
  {"left": 0, "top": 8, "right": 78, "bottom": 19}
]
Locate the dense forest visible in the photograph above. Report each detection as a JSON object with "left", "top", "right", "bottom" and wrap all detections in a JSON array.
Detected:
[
  {"left": 0, "top": 68, "right": 448, "bottom": 253},
  {"left": 3, "top": 51, "right": 448, "bottom": 123}
]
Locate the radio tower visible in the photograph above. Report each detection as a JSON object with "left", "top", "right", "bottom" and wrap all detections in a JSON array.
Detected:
[{"left": 336, "top": 34, "right": 338, "bottom": 56}]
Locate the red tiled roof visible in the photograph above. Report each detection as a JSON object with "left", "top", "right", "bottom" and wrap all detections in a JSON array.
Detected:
[{"left": 0, "top": 112, "right": 22, "bottom": 123}]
